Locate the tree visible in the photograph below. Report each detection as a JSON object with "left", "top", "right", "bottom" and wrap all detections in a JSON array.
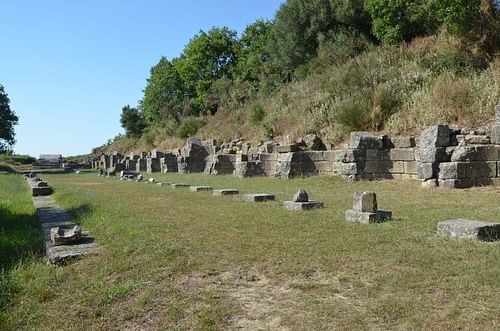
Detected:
[
  {"left": 0, "top": 84, "right": 19, "bottom": 152},
  {"left": 140, "top": 57, "right": 185, "bottom": 124},
  {"left": 268, "top": 0, "right": 372, "bottom": 75},
  {"left": 120, "top": 105, "right": 146, "bottom": 138},
  {"left": 175, "top": 26, "right": 240, "bottom": 113},
  {"left": 234, "top": 19, "right": 274, "bottom": 84}
]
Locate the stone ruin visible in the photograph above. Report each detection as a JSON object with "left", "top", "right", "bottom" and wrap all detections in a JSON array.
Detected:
[
  {"left": 91, "top": 105, "right": 500, "bottom": 189},
  {"left": 437, "top": 219, "right": 500, "bottom": 241},
  {"left": 345, "top": 192, "right": 392, "bottom": 224},
  {"left": 24, "top": 173, "right": 53, "bottom": 196},
  {"left": 283, "top": 189, "right": 324, "bottom": 211}
]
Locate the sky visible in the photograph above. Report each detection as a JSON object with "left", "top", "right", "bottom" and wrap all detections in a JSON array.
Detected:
[{"left": 0, "top": 0, "right": 284, "bottom": 157}]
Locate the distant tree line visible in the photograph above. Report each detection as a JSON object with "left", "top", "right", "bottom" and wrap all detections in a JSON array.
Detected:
[{"left": 120, "top": 0, "right": 499, "bottom": 139}]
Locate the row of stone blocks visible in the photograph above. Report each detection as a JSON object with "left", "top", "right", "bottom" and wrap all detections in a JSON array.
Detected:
[{"left": 24, "top": 174, "right": 53, "bottom": 196}]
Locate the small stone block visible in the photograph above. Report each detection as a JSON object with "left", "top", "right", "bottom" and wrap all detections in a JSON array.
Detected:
[
  {"left": 437, "top": 219, "right": 500, "bottom": 241},
  {"left": 283, "top": 200, "right": 323, "bottom": 211},
  {"left": 171, "top": 183, "right": 190, "bottom": 189},
  {"left": 213, "top": 189, "right": 239, "bottom": 196},
  {"left": 345, "top": 209, "right": 392, "bottom": 224},
  {"left": 242, "top": 193, "right": 275, "bottom": 202},
  {"left": 353, "top": 192, "right": 377, "bottom": 212},
  {"left": 189, "top": 186, "right": 213, "bottom": 192}
]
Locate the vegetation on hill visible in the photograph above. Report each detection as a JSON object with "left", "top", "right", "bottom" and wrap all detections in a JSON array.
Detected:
[{"left": 106, "top": 0, "right": 499, "bottom": 153}]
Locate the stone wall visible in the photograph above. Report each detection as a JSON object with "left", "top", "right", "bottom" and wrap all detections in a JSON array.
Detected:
[{"left": 93, "top": 105, "right": 500, "bottom": 189}]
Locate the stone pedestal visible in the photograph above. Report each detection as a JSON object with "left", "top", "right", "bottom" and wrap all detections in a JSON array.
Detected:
[
  {"left": 283, "top": 200, "right": 323, "bottom": 211},
  {"left": 345, "top": 209, "right": 392, "bottom": 224},
  {"left": 242, "top": 193, "right": 275, "bottom": 202},
  {"left": 437, "top": 219, "right": 500, "bottom": 241},
  {"left": 213, "top": 189, "right": 239, "bottom": 196}
]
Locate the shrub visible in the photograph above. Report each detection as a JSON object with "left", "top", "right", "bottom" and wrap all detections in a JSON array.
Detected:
[
  {"left": 250, "top": 104, "right": 265, "bottom": 124},
  {"left": 176, "top": 117, "right": 201, "bottom": 139}
]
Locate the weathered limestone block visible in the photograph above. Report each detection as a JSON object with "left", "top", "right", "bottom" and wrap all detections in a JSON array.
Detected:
[
  {"left": 404, "top": 161, "right": 417, "bottom": 174},
  {"left": 495, "top": 105, "right": 500, "bottom": 124},
  {"left": 242, "top": 193, "right": 275, "bottom": 202},
  {"left": 333, "top": 162, "right": 362, "bottom": 175},
  {"left": 473, "top": 145, "right": 500, "bottom": 161},
  {"left": 277, "top": 144, "right": 300, "bottom": 153},
  {"left": 213, "top": 189, "right": 239, "bottom": 196},
  {"left": 50, "top": 225, "right": 82, "bottom": 246},
  {"left": 437, "top": 219, "right": 500, "bottom": 241},
  {"left": 438, "top": 162, "right": 467, "bottom": 180},
  {"left": 364, "top": 161, "right": 404, "bottom": 174},
  {"left": 345, "top": 209, "right": 392, "bottom": 224},
  {"left": 419, "top": 147, "right": 446, "bottom": 163},
  {"left": 150, "top": 149, "right": 165, "bottom": 158},
  {"left": 390, "top": 137, "right": 415, "bottom": 148},
  {"left": 349, "top": 132, "right": 383, "bottom": 150},
  {"left": 283, "top": 200, "right": 323, "bottom": 211},
  {"left": 136, "top": 159, "right": 147, "bottom": 172},
  {"left": 438, "top": 178, "right": 476, "bottom": 189},
  {"left": 451, "top": 146, "right": 477, "bottom": 162},
  {"left": 366, "top": 149, "right": 390, "bottom": 161},
  {"left": 328, "top": 149, "right": 366, "bottom": 163},
  {"left": 293, "top": 189, "right": 309, "bottom": 202},
  {"left": 353, "top": 191, "right": 377, "bottom": 212},
  {"left": 417, "top": 163, "right": 438, "bottom": 180},
  {"left": 491, "top": 125, "right": 500, "bottom": 145},
  {"left": 181, "top": 138, "right": 209, "bottom": 173},
  {"left": 465, "top": 135, "right": 491, "bottom": 145},
  {"left": 146, "top": 158, "right": 161, "bottom": 173},
  {"left": 302, "top": 151, "right": 324, "bottom": 162},
  {"left": 189, "top": 186, "right": 213, "bottom": 192},
  {"left": 389, "top": 149, "right": 415, "bottom": 161},
  {"left": 420, "top": 125, "right": 450, "bottom": 147},
  {"left": 315, "top": 161, "right": 334, "bottom": 173},
  {"left": 302, "top": 134, "right": 326, "bottom": 151},
  {"left": 465, "top": 162, "right": 497, "bottom": 178}
]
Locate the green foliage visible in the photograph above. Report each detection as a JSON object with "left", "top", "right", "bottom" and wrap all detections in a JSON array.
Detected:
[
  {"left": 120, "top": 105, "right": 146, "bottom": 138},
  {"left": 250, "top": 104, "right": 265, "bottom": 124},
  {"left": 176, "top": 27, "right": 240, "bottom": 114},
  {"left": 0, "top": 85, "right": 19, "bottom": 152},
  {"left": 269, "top": 0, "right": 372, "bottom": 75},
  {"left": 141, "top": 57, "right": 185, "bottom": 124},
  {"left": 176, "top": 117, "right": 201, "bottom": 139}
]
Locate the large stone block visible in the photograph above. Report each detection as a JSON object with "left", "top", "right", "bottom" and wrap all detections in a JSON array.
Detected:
[
  {"left": 302, "top": 134, "right": 326, "bottom": 151},
  {"left": 242, "top": 193, "right": 275, "bottom": 202},
  {"left": 473, "top": 145, "right": 500, "bottom": 161},
  {"left": 465, "top": 162, "right": 497, "bottom": 178},
  {"left": 438, "top": 178, "right": 476, "bottom": 189},
  {"left": 490, "top": 125, "right": 500, "bottom": 145},
  {"left": 419, "top": 147, "right": 446, "bottom": 163},
  {"left": 389, "top": 149, "right": 415, "bottom": 161},
  {"left": 349, "top": 132, "right": 383, "bottom": 150},
  {"left": 437, "top": 219, "right": 500, "bottom": 241},
  {"left": 404, "top": 161, "right": 417, "bottom": 174},
  {"left": 390, "top": 137, "right": 416, "bottom": 148},
  {"left": 417, "top": 163, "right": 438, "bottom": 180},
  {"left": 364, "top": 161, "right": 404, "bottom": 174},
  {"left": 345, "top": 209, "right": 392, "bottom": 224},
  {"left": 333, "top": 162, "right": 362, "bottom": 175},
  {"left": 213, "top": 189, "right": 239, "bottom": 196},
  {"left": 366, "top": 149, "right": 390, "bottom": 161},
  {"left": 283, "top": 200, "right": 324, "bottom": 211},
  {"left": 329, "top": 149, "right": 366, "bottom": 163},
  {"left": 353, "top": 191, "right": 377, "bottom": 212},
  {"left": 438, "top": 162, "right": 466, "bottom": 180},
  {"left": 420, "top": 125, "right": 450, "bottom": 147},
  {"left": 451, "top": 146, "right": 477, "bottom": 162}
]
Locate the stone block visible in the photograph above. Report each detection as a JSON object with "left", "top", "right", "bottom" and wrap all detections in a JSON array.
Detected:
[
  {"left": 404, "top": 161, "right": 417, "bottom": 174},
  {"left": 302, "top": 134, "right": 326, "bottom": 151},
  {"left": 315, "top": 161, "right": 334, "bottom": 173},
  {"left": 366, "top": 149, "right": 390, "bottom": 161},
  {"left": 349, "top": 132, "right": 383, "bottom": 150},
  {"left": 189, "top": 186, "right": 213, "bottom": 192},
  {"left": 50, "top": 225, "right": 82, "bottom": 246},
  {"left": 491, "top": 125, "right": 500, "bottom": 145},
  {"left": 364, "top": 161, "right": 404, "bottom": 174},
  {"left": 333, "top": 162, "right": 362, "bottom": 175},
  {"left": 390, "top": 137, "right": 415, "bottom": 148},
  {"left": 419, "top": 147, "right": 446, "bottom": 163},
  {"left": 496, "top": 105, "right": 500, "bottom": 124},
  {"left": 259, "top": 153, "right": 277, "bottom": 162},
  {"left": 473, "top": 145, "right": 500, "bottom": 161},
  {"left": 345, "top": 209, "right": 392, "bottom": 224},
  {"left": 438, "top": 162, "right": 467, "bottom": 180},
  {"left": 213, "top": 189, "right": 239, "bottom": 196},
  {"left": 451, "top": 146, "right": 477, "bottom": 162},
  {"left": 277, "top": 144, "right": 299, "bottom": 153},
  {"left": 302, "top": 151, "right": 324, "bottom": 162},
  {"left": 437, "top": 219, "right": 500, "bottom": 241},
  {"left": 417, "top": 163, "right": 438, "bottom": 180},
  {"left": 171, "top": 183, "right": 190, "bottom": 189},
  {"left": 438, "top": 178, "right": 476, "bottom": 189},
  {"left": 466, "top": 162, "right": 496, "bottom": 178},
  {"left": 242, "top": 193, "right": 275, "bottom": 202},
  {"left": 353, "top": 191, "right": 377, "bottom": 212},
  {"left": 283, "top": 200, "right": 324, "bottom": 211},
  {"left": 389, "top": 149, "right": 415, "bottom": 161},
  {"left": 420, "top": 125, "right": 450, "bottom": 147},
  {"left": 329, "top": 149, "right": 366, "bottom": 163},
  {"left": 465, "top": 135, "right": 491, "bottom": 145}
]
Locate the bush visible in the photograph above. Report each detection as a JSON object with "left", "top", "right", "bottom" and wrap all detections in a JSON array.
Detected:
[
  {"left": 250, "top": 104, "right": 265, "bottom": 124},
  {"left": 176, "top": 117, "right": 201, "bottom": 139}
]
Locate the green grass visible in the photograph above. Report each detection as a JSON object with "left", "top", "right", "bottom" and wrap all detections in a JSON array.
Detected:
[{"left": 1, "top": 172, "right": 500, "bottom": 330}]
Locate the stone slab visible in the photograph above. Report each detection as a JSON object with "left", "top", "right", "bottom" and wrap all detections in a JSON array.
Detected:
[
  {"left": 171, "top": 183, "right": 191, "bottom": 189},
  {"left": 189, "top": 186, "right": 213, "bottom": 192},
  {"left": 345, "top": 209, "right": 392, "bottom": 224},
  {"left": 242, "top": 193, "right": 275, "bottom": 202},
  {"left": 213, "top": 189, "right": 239, "bottom": 196},
  {"left": 437, "top": 219, "right": 500, "bottom": 241},
  {"left": 283, "top": 200, "right": 323, "bottom": 211}
]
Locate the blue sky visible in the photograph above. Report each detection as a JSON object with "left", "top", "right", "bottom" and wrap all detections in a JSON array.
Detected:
[{"left": 1, "top": 0, "right": 284, "bottom": 156}]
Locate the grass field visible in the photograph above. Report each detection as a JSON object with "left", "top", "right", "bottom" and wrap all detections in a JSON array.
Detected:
[{"left": 1, "top": 172, "right": 499, "bottom": 330}]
